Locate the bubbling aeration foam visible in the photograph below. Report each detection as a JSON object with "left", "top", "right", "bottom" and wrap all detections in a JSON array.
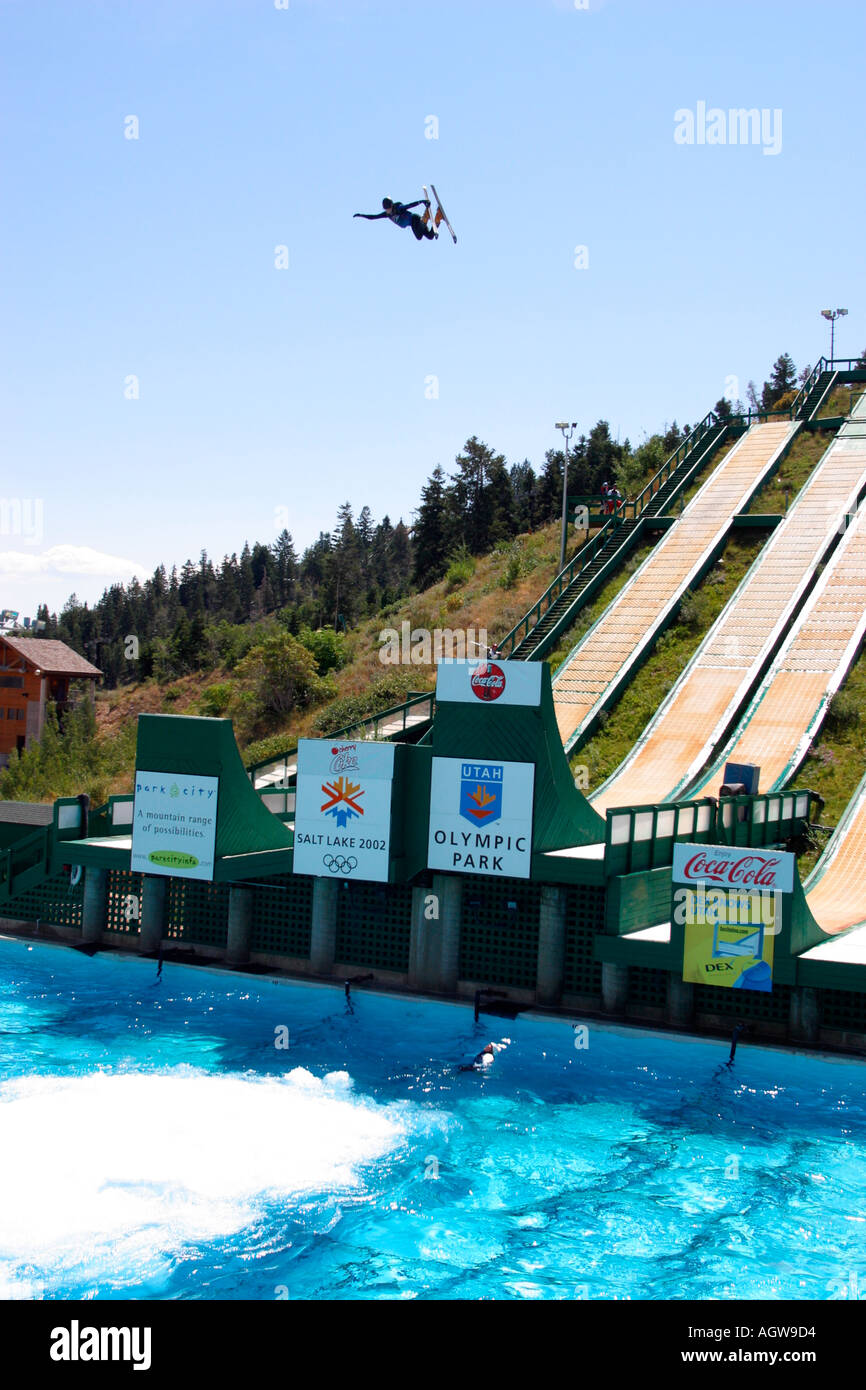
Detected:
[{"left": 0, "top": 1066, "right": 411, "bottom": 1292}]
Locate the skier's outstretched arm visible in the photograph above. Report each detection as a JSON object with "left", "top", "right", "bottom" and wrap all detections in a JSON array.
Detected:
[{"left": 354, "top": 211, "right": 388, "bottom": 220}]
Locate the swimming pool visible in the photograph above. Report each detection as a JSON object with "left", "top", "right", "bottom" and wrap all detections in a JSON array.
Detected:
[{"left": 1, "top": 934, "right": 864, "bottom": 1301}]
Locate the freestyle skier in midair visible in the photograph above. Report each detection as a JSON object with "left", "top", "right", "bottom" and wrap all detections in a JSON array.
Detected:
[{"left": 354, "top": 196, "right": 438, "bottom": 241}]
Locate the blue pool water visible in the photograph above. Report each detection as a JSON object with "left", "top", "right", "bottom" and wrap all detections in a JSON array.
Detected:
[{"left": 1, "top": 934, "right": 865, "bottom": 1301}]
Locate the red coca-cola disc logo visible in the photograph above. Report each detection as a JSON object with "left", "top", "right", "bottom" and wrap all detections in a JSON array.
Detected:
[{"left": 470, "top": 662, "right": 506, "bottom": 701}]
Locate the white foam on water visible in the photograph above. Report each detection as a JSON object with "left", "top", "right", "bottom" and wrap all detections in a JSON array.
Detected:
[{"left": 0, "top": 1066, "right": 411, "bottom": 1292}]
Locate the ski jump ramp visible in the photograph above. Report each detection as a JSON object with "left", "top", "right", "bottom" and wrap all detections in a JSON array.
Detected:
[
  {"left": 590, "top": 416, "right": 866, "bottom": 814},
  {"left": 689, "top": 397, "right": 866, "bottom": 942},
  {"left": 553, "top": 419, "right": 799, "bottom": 755},
  {"left": 687, "top": 394, "right": 866, "bottom": 800}
]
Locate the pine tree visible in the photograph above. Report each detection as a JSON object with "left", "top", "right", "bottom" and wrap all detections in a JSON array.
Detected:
[
  {"left": 449, "top": 437, "right": 509, "bottom": 554},
  {"left": 509, "top": 461, "right": 536, "bottom": 534},
  {"left": 412, "top": 466, "right": 452, "bottom": 588},
  {"left": 272, "top": 529, "right": 298, "bottom": 606},
  {"left": 328, "top": 502, "right": 363, "bottom": 628},
  {"left": 762, "top": 354, "right": 797, "bottom": 410}
]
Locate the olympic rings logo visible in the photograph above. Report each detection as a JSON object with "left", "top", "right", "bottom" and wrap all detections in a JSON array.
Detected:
[{"left": 323, "top": 854, "right": 358, "bottom": 875}]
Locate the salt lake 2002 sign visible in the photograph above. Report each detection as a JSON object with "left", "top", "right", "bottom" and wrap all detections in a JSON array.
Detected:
[
  {"left": 293, "top": 739, "right": 396, "bottom": 882},
  {"left": 427, "top": 757, "right": 535, "bottom": 879}
]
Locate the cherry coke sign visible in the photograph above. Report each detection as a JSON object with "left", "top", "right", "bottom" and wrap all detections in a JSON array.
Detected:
[{"left": 672, "top": 842, "right": 794, "bottom": 894}]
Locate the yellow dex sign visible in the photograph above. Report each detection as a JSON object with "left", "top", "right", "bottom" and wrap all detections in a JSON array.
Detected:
[{"left": 673, "top": 844, "right": 794, "bottom": 994}]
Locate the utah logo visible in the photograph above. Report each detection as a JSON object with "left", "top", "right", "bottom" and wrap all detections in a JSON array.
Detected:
[{"left": 459, "top": 763, "right": 503, "bottom": 825}]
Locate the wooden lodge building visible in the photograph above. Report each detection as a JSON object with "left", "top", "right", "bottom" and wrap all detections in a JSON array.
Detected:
[{"left": 0, "top": 636, "right": 101, "bottom": 766}]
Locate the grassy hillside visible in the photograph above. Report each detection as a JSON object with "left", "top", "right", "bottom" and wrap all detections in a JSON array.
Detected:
[
  {"left": 1, "top": 408, "right": 859, "bottom": 827},
  {"left": 568, "top": 531, "right": 768, "bottom": 791}
]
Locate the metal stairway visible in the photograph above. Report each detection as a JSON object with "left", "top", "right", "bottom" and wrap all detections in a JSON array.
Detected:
[{"left": 498, "top": 415, "right": 731, "bottom": 662}]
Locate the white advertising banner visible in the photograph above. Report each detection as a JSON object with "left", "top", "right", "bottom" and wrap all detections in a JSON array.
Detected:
[
  {"left": 131, "top": 770, "right": 219, "bottom": 880},
  {"left": 293, "top": 739, "right": 396, "bottom": 882},
  {"left": 427, "top": 756, "right": 535, "bottom": 879},
  {"left": 672, "top": 842, "right": 795, "bottom": 894},
  {"left": 435, "top": 659, "right": 542, "bottom": 708}
]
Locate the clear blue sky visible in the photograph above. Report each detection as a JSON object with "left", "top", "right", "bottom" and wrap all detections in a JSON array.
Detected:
[{"left": 1, "top": 0, "right": 863, "bottom": 615}]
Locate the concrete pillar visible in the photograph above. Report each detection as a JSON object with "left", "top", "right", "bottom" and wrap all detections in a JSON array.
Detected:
[
  {"left": 789, "top": 986, "right": 820, "bottom": 1043},
  {"left": 434, "top": 874, "right": 462, "bottom": 994},
  {"left": 666, "top": 974, "right": 694, "bottom": 1027},
  {"left": 408, "top": 884, "right": 431, "bottom": 990},
  {"left": 81, "top": 867, "right": 108, "bottom": 945},
  {"left": 310, "top": 877, "right": 339, "bottom": 975},
  {"left": 138, "top": 875, "right": 168, "bottom": 953},
  {"left": 409, "top": 875, "right": 461, "bottom": 993},
  {"left": 601, "top": 961, "right": 629, "bottom": 1015},
  {"left": 536, "top": 885, "right": 567, "bottom": 1006},
  {"left": 226, "top": 884, "right": 253, "bottom": 966}
]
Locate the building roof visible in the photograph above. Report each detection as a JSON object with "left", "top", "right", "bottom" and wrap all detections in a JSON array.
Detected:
[
  {"left": 0, "top": 801, "right": 54, "bottom": 826},
  {"left": 0, "top": 636, "right": 101, "bottom": 677}
]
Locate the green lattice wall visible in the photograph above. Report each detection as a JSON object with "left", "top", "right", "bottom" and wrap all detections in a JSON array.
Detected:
[
  {"left": 167, "top": 879, "right": 230, "bottom": 948},
  {"left": 250, "top": 874, "right": 313, "bottom": 959},
  {"left": 335, "top": 880, "right": 412, "bottom": 972},
  {"left": 106, "top": 870, "right": 144, "bottom": 935},
  {"left": 563, "top": 884, "right": 605, "bottom": 996},
  {"left": 3, "top": 870, "right": 83, "bottom": 929},
  {"left": 693, "top": 981, "right": 793, "bottom": 1026},
  {"left": 459, "top": 876, "right": 541, "bottom": 989},
  {"left": 820, "top": 989, "right": 866, "bottom": 1034},
  {"left": 627, "top": 966, "right": 668, "bottom": 1011}
]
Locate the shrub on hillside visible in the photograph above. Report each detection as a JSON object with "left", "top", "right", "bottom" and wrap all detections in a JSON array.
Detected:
[
  {"left": 234, "top": 631, "right": 335, "bottom": 720},
  {"left": 445, "top": 545, "right": 476, "bottom": 591},
  {"left": 197, "top": 682, "right": 234, "bottom": 717},
  {"left": 310, "top": 670, "right": 421, "bottom": 736},
  {"left": 825, "top": 691, "right": 860, "bottom": 735},
  {"left": 296, "top": 626, "right": 348, "bottom": 675},
  {"left": 615, "top": 435, "right": 665, "bottom": 498},
  {"left": 499, "top": 542, "right": 523, "bottom": 590},
  {"left": 677, "top": 591, "right": 702, "bottom": 629},
  {"left": 0, "top": 699, "right": 125, "bottom": 804}
]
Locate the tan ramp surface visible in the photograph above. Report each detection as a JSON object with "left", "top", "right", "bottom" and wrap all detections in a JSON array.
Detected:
[
  {"left": 553, "top": 421, "right": 797, "bottom": 753},
  {"left": 685, "top": 397, "right": 866, "bottom": 800},
  {"left": 804, "top": 774, "right": 866, "bottom": 936},
  {"left": 689, "top": 513, "right": 866, "bottom": 799},
  {"left": 591, "top": 427, "right": 866, "bottom": 813}
]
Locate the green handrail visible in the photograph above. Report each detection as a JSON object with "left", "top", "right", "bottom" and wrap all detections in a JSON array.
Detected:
[
  {"left": 629, "top": 410, "right": 723, "bottom": 520},
  {"left": 246, "top": 690, "right": 435, "bottom": 783},
  {"left": 603, "top": 788, "right": 821, "bottom": 876},
  {"left": 496, "top": 408, "right": 726, "bottom": 658},
  {"left": 789, "top": 358, "right": 829, "bottom": 417},
  {"left": 0, "top": 826, "right": 51, "bottom": 895},
  {"left": 496, "top": 510, "right": 627, "bottom": 658}
]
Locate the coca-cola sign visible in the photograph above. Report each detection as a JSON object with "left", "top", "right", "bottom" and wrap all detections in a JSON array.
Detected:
[
  {"left": 470, "top": 662, "right": 506, "bottom": 702},
  {"left": 672, "top": 842, "right": 794, "bottom": 894},
  {"left": 436, "top": 660, "right": 542, "bottom": 707}
]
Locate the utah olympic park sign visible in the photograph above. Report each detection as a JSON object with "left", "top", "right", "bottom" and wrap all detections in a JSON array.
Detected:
[
  {"left": 427, "top": 757, "right": 535, "bottom": 879},
  {"left": 293, "top": 739, "right": 396, "bottom": 882},
  {"left": 428, "top": 660, "right": 539, "bottom": 878}
]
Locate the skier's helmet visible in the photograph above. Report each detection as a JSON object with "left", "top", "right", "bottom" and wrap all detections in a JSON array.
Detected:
[{"left": 382, "top": 197, "right": 394, "bottom": 210}]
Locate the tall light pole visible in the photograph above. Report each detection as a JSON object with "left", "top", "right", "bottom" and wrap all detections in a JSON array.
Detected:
[
  {"left": 556, "top": 421, "right": 578, "bottom": 572},
  {"left": 821, "top": 308, "right": 848, "bottom": 363}
]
